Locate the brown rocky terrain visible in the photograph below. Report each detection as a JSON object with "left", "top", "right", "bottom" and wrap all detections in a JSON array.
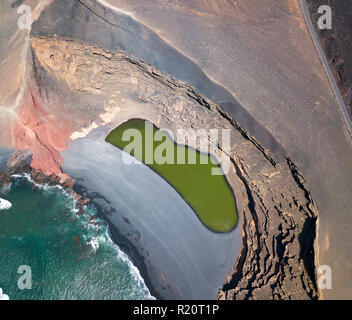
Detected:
[
  {"left": 56, "top": 0, "right": 352, "bottom": 299},
  {"left": 2, "top": 34, "right": 319, "bottom": 299},
  {"left": 1, "top": 0, "right": 352, "bottom": 299}
]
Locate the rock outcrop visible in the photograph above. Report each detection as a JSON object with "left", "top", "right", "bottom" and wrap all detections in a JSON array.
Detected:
[
  {"left": 12, "top": 87, "right": 72, "bottom": 180},
  {"left": 3, "top": 36, "right": 318, "bottom": 299}
]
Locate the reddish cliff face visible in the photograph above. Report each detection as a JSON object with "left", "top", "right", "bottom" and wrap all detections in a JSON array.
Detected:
[{"left": 12, "top": 87, "right": 72, "bottom": 181}]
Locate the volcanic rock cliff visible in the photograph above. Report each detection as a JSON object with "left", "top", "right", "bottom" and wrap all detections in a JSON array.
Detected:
[
  {"left": 1, "top": 0, "right": 338, "bottom": 300},
  {"left": 1, "top": 34, "right": 319, "bottom": 299}
]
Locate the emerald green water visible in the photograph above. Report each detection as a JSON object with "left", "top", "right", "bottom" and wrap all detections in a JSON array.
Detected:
[
  {"left": 0, "top": 175, "right": 153, "bottom": 300},
  {"left": 106, "top": 119, "right": 238, "bottom": 232}
]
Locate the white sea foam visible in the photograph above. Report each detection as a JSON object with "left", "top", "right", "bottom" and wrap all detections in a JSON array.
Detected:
[
  {"left": 11, "top": 173, "right": 77, "bottom": 203},
  {"left": 104, "top": 229, "right": 156, "bottom": 300},
  {"left": 0, "top": 287, "right": 9, "bottom": 300},
  {"left": 88, "top": 237, "right": 100, "bottom": 252},
  {"left": 0, "top": 198, "right": 12, "bottom": 211}
]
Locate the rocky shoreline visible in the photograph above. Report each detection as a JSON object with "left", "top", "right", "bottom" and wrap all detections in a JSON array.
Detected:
[
  {"left": 0, "top": 148, "right": 162, "bottom": 299},
  {"left": 0, "top": 151, "right": 88, "bottom": 215},
  {"left": 0, "top": 33, "right": 320, "bottom": 299}
]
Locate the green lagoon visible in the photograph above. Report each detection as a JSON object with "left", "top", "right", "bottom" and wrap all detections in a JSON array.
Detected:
[{"left": 106, "top": 119, "right": 238, "bottom": 232}]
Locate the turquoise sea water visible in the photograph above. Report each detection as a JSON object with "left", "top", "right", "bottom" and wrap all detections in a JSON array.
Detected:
[{"left": 0, "top": 175, "right": 153, "bottom": 300}]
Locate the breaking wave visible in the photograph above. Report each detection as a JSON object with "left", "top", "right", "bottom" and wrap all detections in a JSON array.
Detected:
[
  {"left": 0, "top": 287, "right": 9, "bottom": 300},
  {"left": 0, "top": 198, "right": 12, "bottom": 211}
]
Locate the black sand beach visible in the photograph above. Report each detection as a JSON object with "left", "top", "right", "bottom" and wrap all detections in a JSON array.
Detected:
[{"left": 62, "top": 127, "right": 241, "bottom": 299}]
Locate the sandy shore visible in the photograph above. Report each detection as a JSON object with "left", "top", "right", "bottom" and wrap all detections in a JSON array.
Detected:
[{"left": 62, "top": 126, "right": 241, "bottom": 299}]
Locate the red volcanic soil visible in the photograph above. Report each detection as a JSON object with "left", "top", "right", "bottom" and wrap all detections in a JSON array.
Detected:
[{"left": 13, "top": 88, "right": 73, "bottom": 181}]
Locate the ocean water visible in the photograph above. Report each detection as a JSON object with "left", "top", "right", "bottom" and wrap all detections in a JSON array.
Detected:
[{"left": 0, "top": 175, "right": 153, "bottom": 300}]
